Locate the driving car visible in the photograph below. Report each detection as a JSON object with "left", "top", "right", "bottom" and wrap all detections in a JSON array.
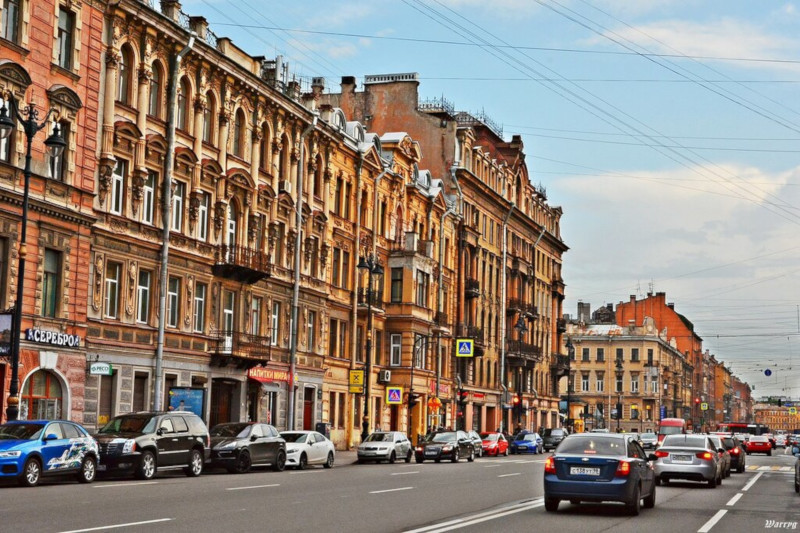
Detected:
[
  {"left": 510, "top": 431, "right": 543, "bottom": 454},
  {"left": 793, "top": 445, "right": 799, "bottom": 493},
  {"left": 543, "top": 433, "right": 656, "bottom": 515},
  {"left": 707, "top": 435, "right": 731, "bottom": 478},
  {"left": 467, "top": 431, "right": 484, "bottom": 458},
  {"left": 640, "top": 432, "right": 658, "bottom": 450},
  {"left": 414, "top": 431, "right": 475, "bottom": 463},
  {"left": 357, "top": 431, "right": 412, "bottom": 464},
  {"left": 280, "top": 430, "right": 335, "bottom": 469},
  {"left": 745, "top": 435, "right": 772, "bottom": 456},
  {"left": 719, "top": 435, "right": 746, "bottom": 473},
  {"left": 776, "top": 434, "right": 787, "bottom": 448},
  {"left": 208, "top": 422, "right": 286, "bottom": 473},
  {"left": 652, "top": 434, "right": 723, "bottom": 487},
  {"left": 542, "top": 428, "right": 568, "bottom": 452},
  {"left": 480, "top": 432, "right": 509, "bottom": 456},
  {"left": 94, "top": 411, "right": 210, "bottom": 480},
  {"left": 0, "top": 420, "right": 99, "bottom": 487}
]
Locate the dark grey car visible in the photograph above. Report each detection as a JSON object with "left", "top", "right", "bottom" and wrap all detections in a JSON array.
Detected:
[
  {"left": 542, "top": 428, "right": 569, "bottom": 452},
  {"left": 208, "top": 422, "right": 286, "bottom": 473}
]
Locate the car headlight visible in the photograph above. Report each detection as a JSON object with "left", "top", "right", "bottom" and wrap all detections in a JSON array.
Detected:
[
  {"left": 122, "top": 439, "right": 137, "bottom": 454},
  {"left": 0, "top": 450, "right": 22, "bottom": 458},
  {"left": 442, "top": 445, "right": 453, "bottom": 452},
  {"left": 217, "top": 442, "right": 237, "bottom": 451},
  {"left": 287, "top": 448, "right": 299, "bottom": 455},
  {"left": 415, "top": 447, "right": 424, "bottom": 452}
]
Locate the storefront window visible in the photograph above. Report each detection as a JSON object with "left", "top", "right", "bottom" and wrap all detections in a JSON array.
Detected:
[{"left": 20, "top": 370, "right": 63, "bottom": 420}]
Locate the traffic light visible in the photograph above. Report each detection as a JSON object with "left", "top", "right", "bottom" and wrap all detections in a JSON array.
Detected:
[
  {"left": 615, "top": 402, "right": 622, "bottom": 420},
  {"left": 409, "top": 393, "right": 421, "bottom": 408},
  {"left": 695, "top": 397, "right": 700, "bottom": 405},
  {"left": 778, "top": 398, "right": 783, "bottom": 407}
]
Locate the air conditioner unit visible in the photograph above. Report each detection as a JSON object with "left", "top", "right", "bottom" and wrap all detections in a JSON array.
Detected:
[
  {"left": 378, "top": 370, "right": 391, "bottom": 384},
  {"left": 278, "top": 179, "right": 290, "bottom": 192}
]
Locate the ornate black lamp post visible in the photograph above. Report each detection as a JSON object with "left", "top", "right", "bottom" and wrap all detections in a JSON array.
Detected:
[
  {"left": 0, "top": 94, "right": 66, "bottom": 421},
  {"left": 615, "top": 358, "right": 624, "bottom": 432},
  {"left": 513, "top": 315, "right": 528, "bottom": 429},
  {"left": 565, "top": 338, "right": 574, "bottom": 431},
  {"left": 357, "top": 253, "right": 383, "bottom": 442}
]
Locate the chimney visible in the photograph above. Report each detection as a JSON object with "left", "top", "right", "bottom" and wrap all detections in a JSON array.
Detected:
[
  {"left": 341, "top": 76, "right": 357, "bottom": 94},
  {"left": 160, "top": 0, "right": 182, "bottom": 22},
  {"left": 667, "top": 303, "right": 675, "bottom": 310},
  {"left": 630, "top": 295, "right": 636, "bottom": 303},
  {"left": 189, "top": 16, "right": 208, "bottom": 40}
]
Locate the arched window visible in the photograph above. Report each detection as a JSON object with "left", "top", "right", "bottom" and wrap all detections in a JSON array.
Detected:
[
  {"left": 259, "top": 122, "right": 270, "bottom": 171},
  {"left": 117, "top": 45, "right": 133, "bottom": 104},
  {"left": 313, "top": 154, "right": 323, "bottom": 197},
  {"left": 227, "top": 201, "right": 238, "bottom": 247},
  {"left": 278, "top": 134, "right": 290, "bottom": 180},
  {"left": 203, "top": 91, "right": 215, "bottom": 145},
  {"left": 20, "top": 370, "right": 63, "bottom": 420},
  {"left": 177, "top": 77, "right": 190, "bottom": 131},
  {"left": 148, "top": 62, "right": 163, "bottom": 117},
  {"left": 233, "top": 109, "right": 245, "bottom": 158}
]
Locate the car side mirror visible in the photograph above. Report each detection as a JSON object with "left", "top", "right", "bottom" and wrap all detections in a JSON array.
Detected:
[
  {"left": 43, "top": 433, "right": 59, "bottom": 441},
  {"left": 157, "top": 427, "right": 167, "bottom": 436},
  {"left": 647, "top": 454, "right": 658, "bottom": 462},
  {"left": 251, "top": 434, "right": 259, "bottom": 441},
  {"left": 718, "top": 448, "right": 725, "bottom": 454}
]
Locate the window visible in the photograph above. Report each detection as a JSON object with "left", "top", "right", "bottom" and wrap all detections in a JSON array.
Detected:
[
  {"left": 581, "top": 374, "right": 589, "bottom": 392},
  {"left": 631, "top": 375, "right": 639, "bottom": 393},
  {"left": 596, "top": 375, "right": 604, "bottom": 392},
  {"left": 334, "top": 178, "right": 342, "bottom": 215},
  {"left": 136, "top": 270, "right": 151, "bottom": 323},
  {"left": 171, "top": 181, "right": 185, "bottom": 231},
  {"left": 177, "top": 78, "right": 189, "bottom": 131},
  {"left": 616, "top": 374, "right": 624, "bottom": 393},
  {"left": 631, "top": 348, "right": 639, "bottom": 362},
  {"left": 328, "top": 319, "right": 337, "bottom": 357},
  {"left": 142, "top": 170, "right": 155, "bottom": 224},
  {"left": 651, "top": 376, "right": 658, "bottom": 393},
  {"left": 0, "top": 238, "right": 6, "bottom": 308},
  {"left": 647, "top": 349, "right": 654, "bottom": 366},
  {"left": 167, "top": 276, "right": 180, "bottom": 328},
  {"left": 104, "top": 262, "right": 120, "bottom": 319},
  {"left": 48, "top": 121, "right": 68, "bottom": 181},
  {"left": 344, "top": 182, "right": 352, "bottom": 219},
  {"left": 111, "top": 159, "right": 125, "bottom": 215},
  {"left": 339, "top": 322, "right": 348, "bottom": 359},
  {"left": 390, "top": 268, "right": 402, "bottom": 303},
  {"left": 0, "top": 99, "right": 10, "bottom": 162},
  {"left": 203, "top": 92, "right": 215, "bottom": 144},
  {"left": 332, "top": 248, "right": 340, "bottom": 287},
  {"left": 42, "top": 249, "right": 60, "bottom": 318},
  {"left": 1, "top": 0, "right": 21, "bottom": 43},
  {"left": 581, "top": 347, "right": 590, "bottom": 362},
  {"left": 148, "top": 63, "right": 162, "bottom": 117},
  {"left": 193, "top": 283, "right": 206, "bottom": 332},
  {"left": 341, "top": 251, "right": 350, "bottom": 289},
  {"left": 20, "top": 370, "right": 63, "bottom": 420},
  {"left": 222, "top": 290, "right": 235, "bottom": 333},
  {"left": 233, "top": 109, "right": 244, "bottom": 157},
  {"left": 197, "top": 192, "right": 209, "bottom": 241},
  {"left": 132, "top": 373, "right": 147, "bottom": 412},
  {"left": 57, "top": 9, "right": 76, "bottom": 70},
  {"left": 117, "top": 46, "right": 132, "bottom": 104},
  {"left": 596, "top": 348, "right": 604, "bottom": 362},
  {"left": 415, "top": 270, "right": 429, "bottom": 308},
  {"left": 250, "top": 296, "right": 261, "bottom": 335},
  {"left": 271, "top": 301, "right": 280, "bottom": 345},
  {"left": 307, "top": 310, "right": 316, "bottom": 349},
  {"left": 390, "top": 334, "right": 401, "bottom": 366},
  {"left": 616, "top": 348, "right": 624, "bottom": 362},
  {"left": 414, "top": 333, "right": 426, "bottom": 368}
]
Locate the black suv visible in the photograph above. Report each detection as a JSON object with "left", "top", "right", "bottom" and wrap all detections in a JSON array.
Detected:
[
  {"left": 542, "top": 428, "right": 569, "bottom": 452},
  {"left": 94, "top": 411, "right": 210, "bottom": 480}
]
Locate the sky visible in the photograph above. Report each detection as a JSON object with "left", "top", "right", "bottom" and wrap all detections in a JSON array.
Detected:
[{"left": 182, "top": 0, "right": 800, "bottom": 400}]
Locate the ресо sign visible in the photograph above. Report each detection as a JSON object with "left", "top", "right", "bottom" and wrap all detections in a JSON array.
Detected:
[{"left": 89, "top": 362, "right": 113, "bottom": 376}]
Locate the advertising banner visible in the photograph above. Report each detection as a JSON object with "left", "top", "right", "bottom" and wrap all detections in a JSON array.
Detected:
[{"left": 168, "top": 387, "right": 206, "bottom": 417}]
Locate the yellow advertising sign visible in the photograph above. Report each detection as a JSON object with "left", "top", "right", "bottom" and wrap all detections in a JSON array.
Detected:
[{"left": 349, "top": 370, "right": 364, "bottom": 386}]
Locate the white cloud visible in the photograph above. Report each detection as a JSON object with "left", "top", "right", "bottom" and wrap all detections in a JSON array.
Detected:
[{"left": 307, "top": 3, "right": 375, "bottom": 29}]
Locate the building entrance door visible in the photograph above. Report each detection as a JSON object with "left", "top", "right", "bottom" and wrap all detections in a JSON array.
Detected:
[
  {"left": 210, "top": 380, "right": 235, "bottom": 427},
  {"left": 303, "top": 387, "right": 314, "bottom": 430}
]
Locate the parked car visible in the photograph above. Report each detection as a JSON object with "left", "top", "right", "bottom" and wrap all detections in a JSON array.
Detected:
[
  {"left": 745, "top": 435, "right": 772, "bottom": 456},
  {"left": 510, "top": 431, "right": 543, "bottom": 454},
  {"left": 414, "top": 431, "right": 475, "bottom": 463},
  {"left": 0, "top": 420, "right": 99, "bottom": 487},
  {"left": 467, "top": 431, "right": 484, "bottom": 458},
  {"left": 653, "top": 434, "right": 723, "bottom": 487},
  {"left": 94, "top": 411, "right": 210, "bottom": 480},
  {"left": 543, "top": 433, "right": 656, "bottom": 515},
  {"left": 280, "top": 431, "right": 335, "bottom": 469},
  {"left": 718, "top": 435, "right": 746, "bottom": 473},
  {"left": 590, "top": 428, "right": 610, "bottom": 433},
  {"left": 357, "top": 431, "right": 412, "bottom": 464},
  {"left": 208, "top": 422, "right": 286, "bottom": 473},
  {"left": 707, "top": 435, "right": 731, "bottom": 478},
  {"left": 793, "top": 445, "right": 800, "bottom": 493},
  {"left": 640, "top": 432, "right": 658, "bottom": 450},
  {"left": 542, "top": 428, "right": 568, "bottom": 452},
  {"left": 480, "top": 432, "right": 509, "bottom": 457}
]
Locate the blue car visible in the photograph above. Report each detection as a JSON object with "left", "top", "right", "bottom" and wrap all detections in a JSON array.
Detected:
[
  {"left": 544, "top": 433, "right": 656, "bottom": 515},
  {"left": 510, "top": 431, "right": 543, "bottom": 454},
  {"left": 0, "top": 420, "right": 99, "bottom": 487}
]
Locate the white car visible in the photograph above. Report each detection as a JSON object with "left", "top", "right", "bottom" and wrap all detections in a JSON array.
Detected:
[
  {"left": 776, "top": 435, "right": 787, "bottom": 448},
  {"left": 280, "top": 431, "right": 335, "bottom": 470},
  {"left": 357, "top": 431, "right": 413, "bottom": 463}
]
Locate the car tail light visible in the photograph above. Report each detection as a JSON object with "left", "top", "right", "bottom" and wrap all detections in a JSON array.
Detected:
[
  {"left": 544, "top": 457, "right": 556, "bottom": 474},
  {"left": 615, "top": 460, "right": 631, "bottom": 476},
  {"left": 730, "top": 448, "right": 739, "bottom": 455},
  {"left": 696, "top": 452, "right": 714, "bottom": 461},
  {"left": 654, "top": 450, "right": 668, "bottom": 458}
]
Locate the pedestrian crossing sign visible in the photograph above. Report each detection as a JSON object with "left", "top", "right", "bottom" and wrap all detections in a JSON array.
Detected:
[
  {"left": 456, "top": 338, "right": 474, "bottom": 357},
  {"left": 789, "top": 407, "right": 797, "bottom": 415},
  {"left": 386, "top": 387, "right": 403, "bottom": 405}
]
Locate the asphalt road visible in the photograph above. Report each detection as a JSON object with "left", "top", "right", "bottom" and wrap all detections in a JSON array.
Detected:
[{"left": 0, "top": 448, "right": 797, "bottom": 533}]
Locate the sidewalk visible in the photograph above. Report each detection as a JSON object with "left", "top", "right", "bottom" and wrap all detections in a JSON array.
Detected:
[{"left": 336, "top": 449, "right": 359, "bottom": 465}]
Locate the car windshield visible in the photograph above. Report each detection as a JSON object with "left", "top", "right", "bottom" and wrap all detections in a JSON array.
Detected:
[
  {"left": 428, "top": 432, "right": 456, "bottom": 443},
  {"left": 659, "top": 426, "right": 684, "bottom": 435},
  {"left": 708, "top": 437, "right": 722, "bottom": 447},
  {"left": 722, "top": 438, "right": 735, "bottom": 448},
  {"left": 642, "top": 433, "right": 657, "bottom": 439},
  {"left": 481, "top": 434, "right": 498, "bottom": 441},
  {"left": 281, "top": 433, "right": 308, "bottom": 443},
  {"left": 366, "top": 433, "right": 393, "bottom": 442},
  {"left": 210, "top": 423, "right": 251, "bottom": 438},
  {"left": 523, "top": 434, "right": 538, "bottom": 441},
  {"left": 546, "top": 429, "right": 564, "bottom": 436},
  {"left": 557, "top": 437, "right": 625, "bottom": 456},
  {"left": 662, "top": 435, "right": 708, "bottom": 448},
  {"left": 98, "top": 415, "right": 156, "bottom": 435},
  {"left": 0, "top": 423, "right": 44, "bottom": 440}
]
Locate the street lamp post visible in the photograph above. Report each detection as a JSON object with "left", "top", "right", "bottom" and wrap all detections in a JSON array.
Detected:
[
  {"left": 615, "top": 358, "right": 624, "bottom": 432},
  {"left": 513, "top": 316, "right": 528, "bottom": 429},
  {"left": 358, "top": 253, "right": 383, "bottom": 442},
  {"left": 408, "top": 335, "right": 429, "bottom": 436},
  {"left": 0, "top": 94, "right": 66, "bottom": 421},
  {"left": 565, "top": 338, "right": 574, "bottom": 432}
]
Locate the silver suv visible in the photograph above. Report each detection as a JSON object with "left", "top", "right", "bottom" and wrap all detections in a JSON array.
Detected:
[{"left": 542, "top": 428, "right": 569, "bottom": 451}]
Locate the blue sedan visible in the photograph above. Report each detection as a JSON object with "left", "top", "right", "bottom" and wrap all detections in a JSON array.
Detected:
[
  {"left": 0, "top": 420, "right": 99, "bottom": 487},
  {"left": 510, "top": 432, "right": 543, "bottom": 454},
  {"left": 544, "top": 433, "right": 656, "bottom": 515}
]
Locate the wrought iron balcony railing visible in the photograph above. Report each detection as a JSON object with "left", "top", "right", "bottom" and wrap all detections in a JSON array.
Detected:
[
  {"left": 357, "top": 287, "right": 384, "bottom": 308},
  {"left": 465, "top": 278, "right": 480, "bottom": 298},
  {"left": 211, "top": 329, "right": 272, "bottom": 361},
  {"left": 213, "top": 244, "right": 271, "bottom": 284}
]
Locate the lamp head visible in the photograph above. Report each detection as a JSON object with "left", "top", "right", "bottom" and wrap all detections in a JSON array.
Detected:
[
  {"left": 0, "top": 103, "right": 14, "bottom": 140},
  {"left": 44, "top": 122, "right": 66, "bottom": 158}
]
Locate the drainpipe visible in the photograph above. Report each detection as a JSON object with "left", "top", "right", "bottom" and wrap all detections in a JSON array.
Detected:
[
  {"left": 498, "top": 201, "right": 515, "bottom": 434},
  {"left": 154, "top": 33, "right": 195, "bottom": 412},
  {"left": 448, "top": 163, "right": 463, "bottom": 430},
  {"left": 435, "top": 200, "right": 457, "bottom": 406},
  {"left": 288, "top": 112, "right": 319, "bottom": 430},
  {"left": 371, "top": 156, "right": 393, "bottom": 255}
]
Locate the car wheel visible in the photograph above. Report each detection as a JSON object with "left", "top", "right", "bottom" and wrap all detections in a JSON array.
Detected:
[
  {"left": 655, "top": 476, "right": 662, "bottom": 486},
  {"left": 405, "top": 451, "right": 412, "bottom": 463},
  {"left": 324, "top": 452, "right": 334, "bottom": 469},
  {"left": 569, "top": 499, "right": 580, "bottom": 505},
  {"left": 77, "top": 456, "right": 96, "bottom": 484},
  {"left": 738, "top": 462, "right": 744, "bottom": 473},
  {"left": 794, "top": 478, "right": 799, "bottom": 493},
  {"left": 297, "top": 453, "right": 308, "bottom": 470},
  {"left": 452, "top": 449, "right": 459, "bottom": 463},
  {"left": 708, "top": 473, "right": 717, "bottom": 488},
  {"left": 185, "top": 449, "right": 203, "bottom": 477},
  {"left": 504, "top": 448, "right": 509, "bottom": 457},
  {"left": 643, "top": 483, "right": 656, "bottom": 509},
  {"left": 717, "top": 470, "right": 723, "bottom": 486},
  {"left": 468, "top": 449, "right": 475, "bottom": 462},
  {"left": 231, "top": 450, "right": 251, "bottom": 474},
  {"left": 19, "top": 458, "right": 41, "bottom": 487},
  {"left": 415, "top": 457, "right": 423, "bottom": 464},
  {"left": 544, "top": 498, "right": 559, "bottom": 512},
  {"left": 136, "top": 451, "right": 157, "bottom": 480},
  {"left": 273, "top": 450, "right": 286, "bottom": 472},
  {"left": 627, "top": 484, "right": 641, "bottom": 516},
  {"left": 768, "top": 450, "right": 772, "bottom": 456},
  {"left": 389, "top": 451, "right": 396, "bottom": 464}
]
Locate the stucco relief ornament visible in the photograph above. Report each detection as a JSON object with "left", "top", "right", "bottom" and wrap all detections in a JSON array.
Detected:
[
  {"left": 320, "top": 243, "right": 330, "bottom": 268},
  {"left": 185, "top": 275, "right": 194, "bottom": 327},
  {"left": 267, "top": 221, "right": 278, "bottom": 253},
  {"left": 92, "top": 253, "right": 104, "bottom": 312},
  {"left": 210, "top": 283, "right": 219, "bottom": 330},
  {"left": 286, "top": 229, "right": 297, "bottom": 259},
  {"left": 213, "top": 200, "right": 226, "bottom": 239},
  {"left": 303, "top": 236, "right": 313, "bottom": 265},
  {"left": 318, "top": 310, "right": 328, "bottom": 350},
  {"left": 248, "top": 214, "right": 259, "bottom": 243},
  {"left": 283, "top": 305, "right": 291, "bottom": 345},
  {"left": 188, "top": 191, "right": 201, "bottom": 233},
  {"left": 97, "top": 160, "right": 114, "bottom": 207},
  {"left": 125, "top": 261, "right": 137, "bottom": 317},
  {"left": 130, "top": 169, "right": 146, "bottom": 216}
]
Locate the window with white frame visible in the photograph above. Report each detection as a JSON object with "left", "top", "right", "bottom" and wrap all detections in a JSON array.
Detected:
[
  {"left": 171, "top": 181, "right": 185, "bottom": 232},
  {"left": 631, "top": 375, "right": 639, "bottom": 393},
  {"left": 167, "top": 276, "right": 180, "bottom": 328},
  {"left": 222, "top": 290, "right": 234, "bottom": 333},
  {"left": 307, "top": 310, "right": 316, "bottom": 349},
  {"left": 250, "top": 296, "right": 261, "bottom": 335},
  {"left": 56, "top": 8, "right": 76, "bottom": 70},
  {"left": 136, "top": 269, "right": 151, "bottom": 324},
  {"left": 581, "top": 374, "right": 590, "bottom": 392},
  {"left": 596, "top": 375, "right": 605, "bottom": 392},
  {"left": 270, "top": 301, "right": 280, "bottom": 345},
  {"left": 1, "top": 0, "right": 21, "bottom": 43},
  {"left": 111, "top": 159, "right": 126, "bottom": 215},
  {"left": 390, "top": 334, "right": 401, "bottom": 366},
  {"left": 193, "top": 283, "right": 206, "bottom": 333},
  {"left": 616, "top": 374, "right": 624, "bottom": 393},
  {"left": 48, "top": 121, "right": 68, "bottom": 181},
  {"left": 142, "top": 171, "right": 155, "bottom": 224},
  {"left": 197, "top": 192, "right": 209, "bottom": 241},
  {"left": 104, "top": 262, "right": 121, "bottom": 319}
]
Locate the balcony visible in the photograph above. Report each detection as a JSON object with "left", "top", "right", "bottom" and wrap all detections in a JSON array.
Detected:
[
  {"left": 556, "top": 318, "right": 567, "bottom": 333},
  {"left": 210, "top": 329, "right": 272, "bottom": 369},
  {"left": 552, "top": 354, "right": 570, "bottom": 378},
  {"left": 465, "top": 278, "right": 480, "bottom": 299},
  {"left": 507, "top": 298, "right": 524, "bottom": 315},
  {"left": 459, "top": 324, "right": 484, "bottom": 344},
  {"left": 357, "top": 287, "right": 384, "bottom": 309},
  {"left": 525, "top": 304, "right": 538, "bottom": 318},
  {"left": 213, "top": 245, "right": 271, "bottom": 284},
  {"left": 507, "top": 341, "right": 543, "bottom": 367}
]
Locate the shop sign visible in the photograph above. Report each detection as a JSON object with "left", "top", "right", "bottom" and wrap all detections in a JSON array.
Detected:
[
  {"left": 248, "top": 367, "right": 290, "bottom": 383},
  {"left": 168, "top": 387, "right": 205, "bottom": 417},
  {"left": 89, "top": 362, "right": 113, "bottom": 376},
  {"left": 429, "top": 382, "right": 451, "bottom": 397},
  {"left": 26, "top": 328, "right": 81, "bottom": 348}
]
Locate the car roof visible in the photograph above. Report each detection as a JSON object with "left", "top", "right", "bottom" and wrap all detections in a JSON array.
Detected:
[{"left": 3, "top": 420, "right": 49, "bottom": 425}]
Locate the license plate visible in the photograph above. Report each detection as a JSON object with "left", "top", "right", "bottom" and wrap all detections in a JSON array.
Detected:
[
  {"left": 672, "top": 454, "right": 692, "bottom": 462},
  {"left": 425, "top": 450, "right": 437, "bottom": 455},
  {"left": 570, "top": 467, "right": 600, "bottom": 476}
]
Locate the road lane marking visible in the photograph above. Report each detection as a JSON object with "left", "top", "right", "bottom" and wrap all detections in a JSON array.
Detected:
[
  {"left": 405, "top": 499, "right": 544, "bottom": 533},
  {"left": 92, "top": 481, "right": 159, "bottom": 488},
  {"left": 698, "top": 510, "right": 727, "bottom": 533},
  {"left": 742, "top": 471, "right": 763, "bottom": 491},
  {"left": 391, "top": 471, "right": 419, "bottom": 475},
  {"left": 370, "top": 486, "right": 414, "bottom": 494},
  {"left": 59, "top": 518, "right": 172, "bottom": 533},
  {"left": 226, "top": 484, "right": 280, "bottom": 491},
  {"left": 726, "top": 493, "right": 743, "bottom": 506},
  {"left": 498, "top": 473, "right": 521, "bottom": 478},
  {"left": 483, "top": 465, "right": 503, "bottom": 468}
]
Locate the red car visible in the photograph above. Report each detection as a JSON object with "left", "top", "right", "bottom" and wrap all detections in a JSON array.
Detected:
[
  {"left": 480, "top": 432, "right": 509, "bottom": 456},
  {"left": 745, "top": 436, "right": 772, "bottom": 456}
]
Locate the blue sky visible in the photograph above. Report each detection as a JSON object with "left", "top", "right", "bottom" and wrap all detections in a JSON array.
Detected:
[{"left": 183, "top": 0, "right": 800, "bottom": 400}]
